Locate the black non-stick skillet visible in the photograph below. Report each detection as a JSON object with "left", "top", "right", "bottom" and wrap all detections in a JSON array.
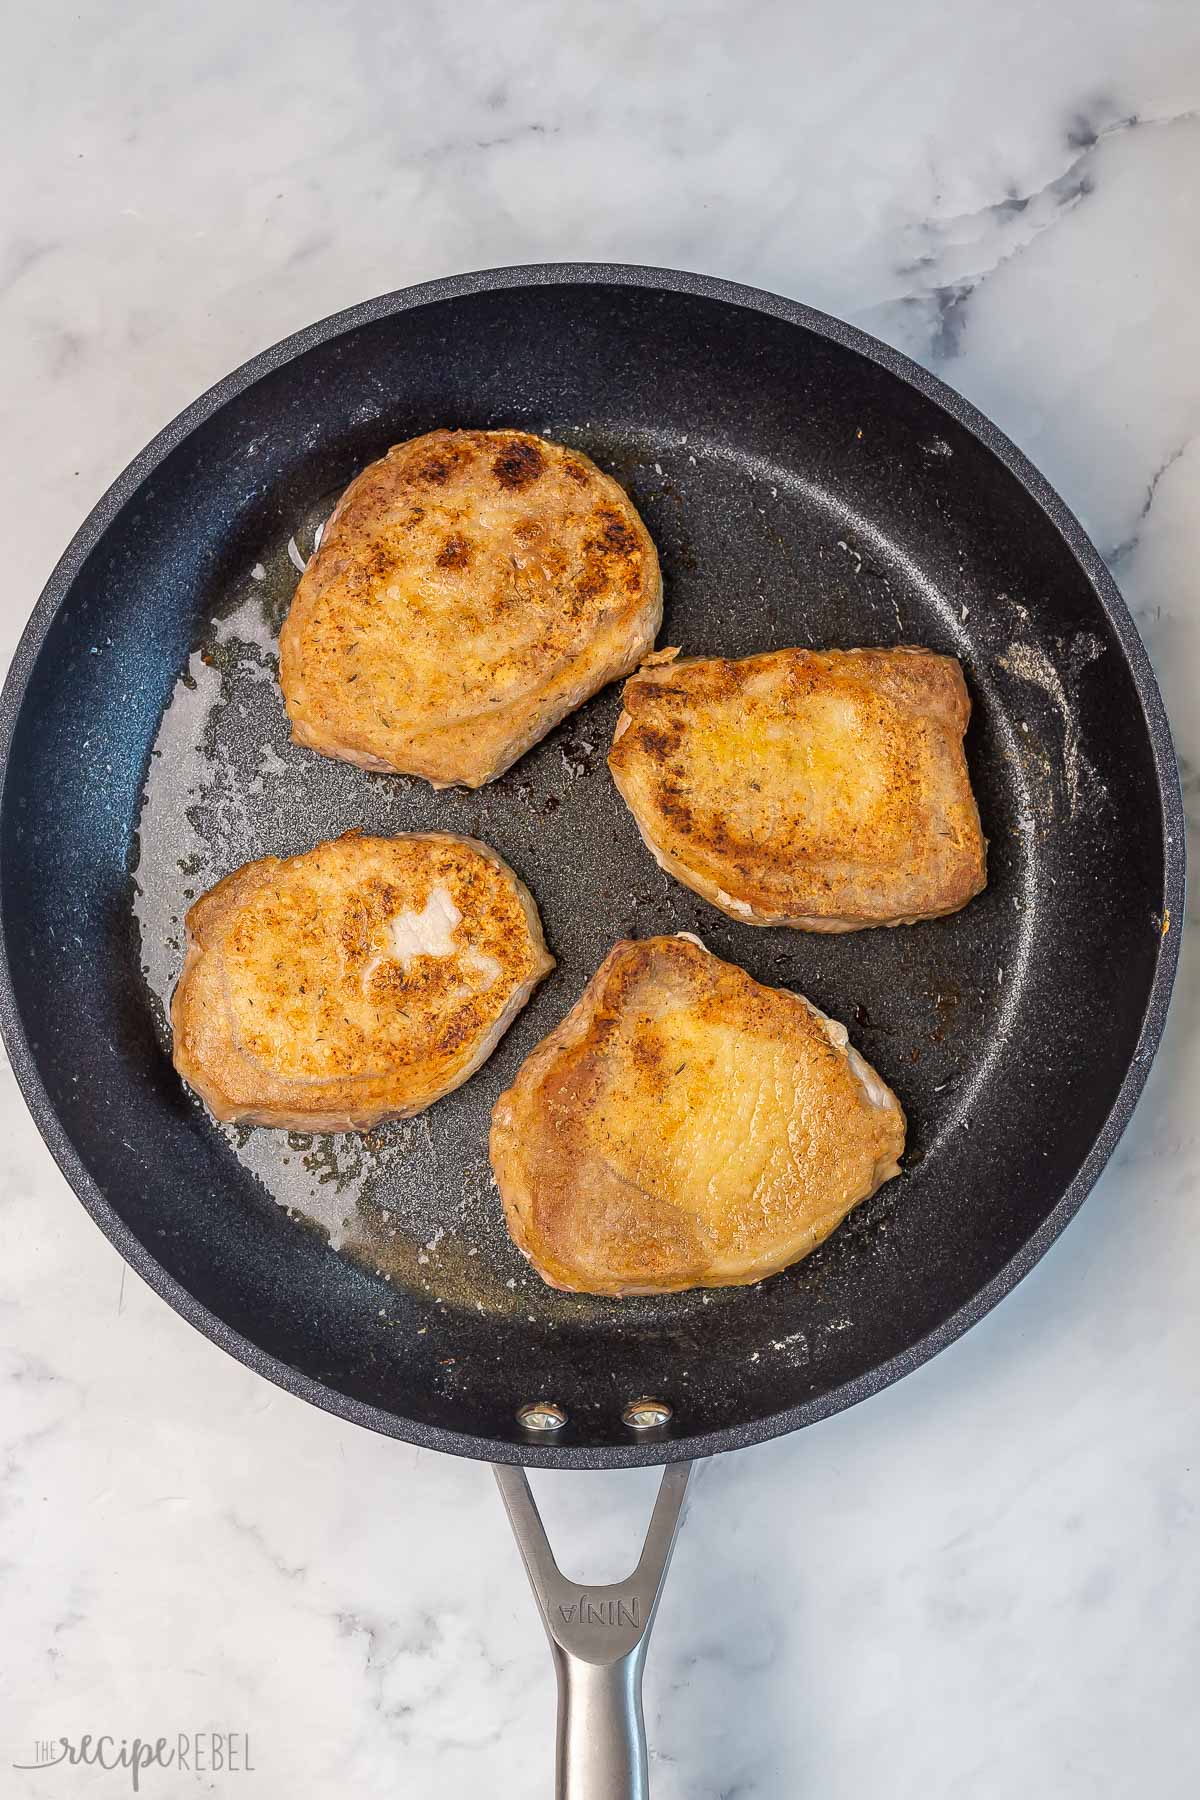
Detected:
[{"left": 0, "top": 265, "right": 1183, "bottom": 1796}]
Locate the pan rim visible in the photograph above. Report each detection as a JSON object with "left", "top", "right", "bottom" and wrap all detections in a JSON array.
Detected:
[{"left": 0, "top": 260, "right": 1185, "bottom": 1469}]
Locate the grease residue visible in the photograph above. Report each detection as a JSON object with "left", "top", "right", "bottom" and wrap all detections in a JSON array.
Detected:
[
  {"left": 127, "top": 525, "right": 545, "bottom": 1309},
  {"left": 998, "top": 631, "right": 1105, "bottom": 817}
]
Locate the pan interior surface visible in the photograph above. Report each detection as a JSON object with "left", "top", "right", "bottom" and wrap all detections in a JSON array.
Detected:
[{"left": 0, "top": 275, "right": 1179, "bottom": 1464}]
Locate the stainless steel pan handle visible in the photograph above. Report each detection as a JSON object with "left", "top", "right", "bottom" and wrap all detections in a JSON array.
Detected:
[{"left": 494, "top": 1462, "right": 693, "bottom": 1798}]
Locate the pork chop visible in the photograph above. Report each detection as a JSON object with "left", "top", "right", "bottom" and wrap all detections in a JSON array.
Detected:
[
  {"left": 489, "top": 934, "right": 905, "bottom": 1294},
  {"left": 172, "top": 832, "right": 554, "bottom": 1131},
  {"left": 609, "top": 646, "right": 987, "bottom": 930},
  {"left": 279, "top": 429, "right": 662, "bottom": 788}
]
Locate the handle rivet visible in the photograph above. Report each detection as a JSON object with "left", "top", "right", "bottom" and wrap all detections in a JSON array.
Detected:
[
  {"left": 517, "top": 1400, "right": 568, "bottom": 1432},
  {"left": 622, "top": 1397, "right": 673, "bottom": 1430}
]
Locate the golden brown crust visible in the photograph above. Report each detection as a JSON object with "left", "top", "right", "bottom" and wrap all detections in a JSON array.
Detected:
[
  {"left": 279, "top": 430, "right": 662, "bottom": 788},
  {"left": 608, "top": 646, "right": 987, "bottom": 930},
  {"left": 171, "top": 832, "right": 554, "bottom": 1130},
  {"left": 489, "top": 935, "right": 906, "bottom": 1294}
]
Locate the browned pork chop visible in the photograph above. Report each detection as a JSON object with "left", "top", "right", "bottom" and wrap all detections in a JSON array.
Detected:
[
  {"left": 279, "top": 429, "right": 662, "bottom": 788},
  {"left": 609, "top": 645, "right": 987, "bottom": 930},
  {"left": 172, "top": 832, "right": 553, "bottom": 1131},
  {"left": 490, "top": 935, "right": 905, "bottom": 1294}
]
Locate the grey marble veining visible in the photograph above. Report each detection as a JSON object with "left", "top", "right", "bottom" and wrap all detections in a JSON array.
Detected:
[{"left": 2, "top": 2, "right": 1198, "bottom": 1795}]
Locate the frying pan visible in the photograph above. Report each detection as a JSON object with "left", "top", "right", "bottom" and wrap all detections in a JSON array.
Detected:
[{"left": 0, "top": 265, "right": 1183, "bottom": 1797}]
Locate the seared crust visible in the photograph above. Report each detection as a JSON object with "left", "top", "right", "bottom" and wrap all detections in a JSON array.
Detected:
[
  {"left": 609, "top": 646, "right": 987, "bottom": 930},
  {"left": 490, "top": 935, "right": 906, "bottom": 1295},
  {"left": 171, "top": 832, "right": 554, "bottom": 1131},
  {"left": 279, "top": 429, "right": 662, "bottom": 788}
]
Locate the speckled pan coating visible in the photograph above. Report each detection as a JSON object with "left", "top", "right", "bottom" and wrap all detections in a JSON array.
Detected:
[{"left": 0, "top": 264, "right": 1184, "bottom": 1468}]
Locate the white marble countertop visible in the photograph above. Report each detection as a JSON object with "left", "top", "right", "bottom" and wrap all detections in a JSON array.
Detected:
[{"left": 2, "top": 3, "right": 1198, "bottom": 1795}]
